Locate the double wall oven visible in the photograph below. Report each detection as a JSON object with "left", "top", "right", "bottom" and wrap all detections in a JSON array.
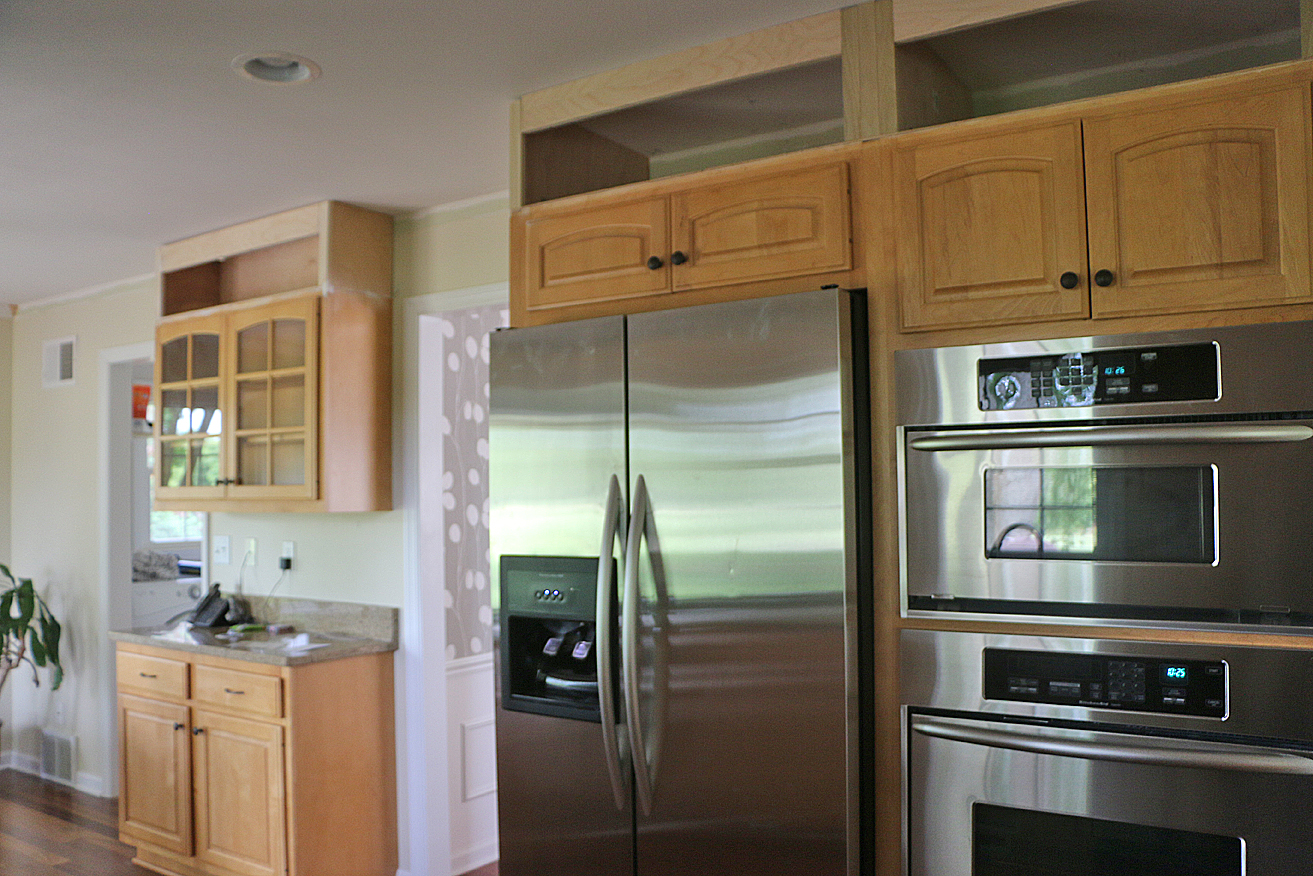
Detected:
[{"left": 895, "top": 320, "right": 1313, "bottom": 874}]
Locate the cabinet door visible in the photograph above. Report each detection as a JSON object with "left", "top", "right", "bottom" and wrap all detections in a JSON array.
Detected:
[
  {"left": 670, "top": 162, "right": 851, "bottom": 291},
  {"left": 227, "top": 296, "right": 319, "bottom": 501},
  {"left": 119, "top": 694, "right": 192, "bottom": 855},
  {"left": 155, "top": 315, "right": 226, "bottom": 500},
  {"left": 1085, "top": 83, "right": 1313, "bottom": 318},
  {"left": 522, "top": 197, "right": 670, "bottom": 311},
  {"left": 192, "top": 709, "right": 287, "bottom": 876},
  {"left": 894, "top": 120, "right": 1090, "bottom": 330}
]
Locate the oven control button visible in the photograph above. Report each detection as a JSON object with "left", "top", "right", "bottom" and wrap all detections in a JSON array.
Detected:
[
  {"left": 1048, "top": 680, "right": 1082, "bottom": 698},
  {"left": 1205, "top": 697, "right": 1224, "bottom": 710}
]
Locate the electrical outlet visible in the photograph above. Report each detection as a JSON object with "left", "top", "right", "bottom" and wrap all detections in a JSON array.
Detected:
[
  {"left": 245, "top": 537, "right": 257, "bottom": 565},
  {"left": 281, "top": 541, "right": 295, "bottom": 560},
  {"left": 213, "top": 535, "right": 231, "bottom": 565}
]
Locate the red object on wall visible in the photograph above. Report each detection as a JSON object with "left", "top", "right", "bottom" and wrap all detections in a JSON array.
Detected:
[{"left": 132, "top": 384, "right": 151, "bottom": 420}]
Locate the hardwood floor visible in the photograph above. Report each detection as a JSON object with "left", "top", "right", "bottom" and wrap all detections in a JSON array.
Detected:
[
  {"left": 1, "top": 767, "right": 501, "bottom": 876},
  {"left": 0, "top": 769, "right": 152, "bottom": 875}
]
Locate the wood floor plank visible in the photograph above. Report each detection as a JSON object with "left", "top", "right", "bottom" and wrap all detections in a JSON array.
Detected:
[{"left": 0, "top": 769, "right": 153, "bottom": 875}]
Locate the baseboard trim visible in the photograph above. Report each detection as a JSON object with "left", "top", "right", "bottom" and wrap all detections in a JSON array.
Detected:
[
  {"left": 452, "top": 840, "right": 498, "bottom": 875},
  {"left": 1, "top": 755, "right": 110, "bottom": 797}
]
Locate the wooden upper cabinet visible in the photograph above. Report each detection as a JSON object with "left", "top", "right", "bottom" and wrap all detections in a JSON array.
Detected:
[
  {"left": 513, "top": 149, "right": 855, "bottom": 324},
  {"left": 226, "top": 296, "right": 319, "bottom": 503},
  {"left": 894, "top": 119, "right": 1090, "bottom": 331},
  {"left": 892, "top": 67, "right": 1313, "bottom": 332},
  {"left": 671, "top": 162, "right": 852, "bottom": 290},
  {"left": 155, "top": 201, "right": 392, "bottom": 513},
  {"left": 1084, "top": 83, "right": 1313, "bottom": 318},
  {"left": 523, "top": 197, "right": 670, "bottom": 310}
]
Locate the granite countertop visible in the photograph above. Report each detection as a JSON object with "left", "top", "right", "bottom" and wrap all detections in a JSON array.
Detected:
[{"left": 110, "top": 596, "right": 399, "bottom": 667}]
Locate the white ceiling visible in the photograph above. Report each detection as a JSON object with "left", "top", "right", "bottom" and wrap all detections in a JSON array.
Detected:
[{"left": 1, "top": 0, "right": 849, "bottom": 307}]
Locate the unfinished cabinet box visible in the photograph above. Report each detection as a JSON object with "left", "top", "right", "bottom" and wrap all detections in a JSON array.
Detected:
[
  {"left": 116, "top": 643, "right": 397, "bottom": 876},
  {"left": 892, "top": 65, "right": 1313, "bottom": 331},
  {"left": 154, "top": 201, "right": 392, "bottom": 512}
]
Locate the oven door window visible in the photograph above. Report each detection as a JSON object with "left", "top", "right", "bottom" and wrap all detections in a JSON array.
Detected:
[
  {"left": 984, "top": 465, "right": 1217, "bottom": 563},
  {"left": 975, "top": 803, "right": 1241, "bottom": 875}
]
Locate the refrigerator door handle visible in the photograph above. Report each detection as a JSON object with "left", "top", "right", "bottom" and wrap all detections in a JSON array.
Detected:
[
  {"left": 596, "top": 474, "right": 629, "bottom": 811},
  {"left": 623, "top": 474, "right": 664, "bottom": 816}
]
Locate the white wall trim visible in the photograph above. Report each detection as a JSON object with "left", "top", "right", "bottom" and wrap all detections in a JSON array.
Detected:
[
  {"left": 400, "top": 281, "right": 507, "bottom": 876},
  {"left": 98, "top": 341, "right": 154, "bottom": 800},
  {"left": 0, "top": 754, "right": 107, "bottom": 797},
  {"left": 452, "top": 840, "right": 500, "bottom": 876},
  {"left": 447, "top": 651, "right": 495, "bottom": 678}
]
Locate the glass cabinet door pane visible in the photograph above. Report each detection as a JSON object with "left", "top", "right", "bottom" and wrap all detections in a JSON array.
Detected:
[
  {"left": 272, "top": 437, "right": 306, "bottom": 486},
  {"left": 238, "top": 379, "right": 269, "bottom": 430},
  {"left": 192, "top": 333, "right": 221, "bottom": 380},
  {"left": 191, "top": 385, "right": 221, "bottom": 434},
  {"left": 272, "top": 319, "right": 306, "bottom": 370},
  {"left": 237, "top": 323, "right": 269, "bottom": 374},
  {"left": 161, "top": 338, "right": 189, "bottom": 384},
  {"left": 162, "top": 389, "right": 188, "bottom": 435},
  {"left": 191, "top": 437, "right": 221, "bottom": 487},
  {"left": 160, "top": 441, "right": 188, "bottom": 487},
  {"left": 237, "top": 437, "right": 269, "bottom": 487},
  {"left": 271, "top": 375, "right": 305, "bottom": 428}
]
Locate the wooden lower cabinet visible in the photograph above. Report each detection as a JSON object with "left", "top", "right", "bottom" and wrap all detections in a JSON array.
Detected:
[
  {"left": 192, "top": 711, "right": 286, "bottom": 876},
  {"left": 116, "top": 644, "right": 396, "bottom": 876}
]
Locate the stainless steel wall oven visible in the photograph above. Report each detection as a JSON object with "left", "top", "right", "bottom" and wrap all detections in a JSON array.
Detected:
[
  {"left": 896, "top": 320, "right": 1313, "bottom": 629},
  {"left": 902, "top": 630, "right": 1313, "bottom": 876}
]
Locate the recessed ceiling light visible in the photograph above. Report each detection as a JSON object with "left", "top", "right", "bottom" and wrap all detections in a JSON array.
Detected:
[{"left": 232, "top": 52, "right": 322, "bottom": 84}]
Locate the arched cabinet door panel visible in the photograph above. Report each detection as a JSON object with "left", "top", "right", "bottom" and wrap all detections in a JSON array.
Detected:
[
  {"left": 1085, "top": 83, "right": 1313, "bottom": 318},
  {"left": 894, "top": 120, "right": 1090, "bottom": 331}
]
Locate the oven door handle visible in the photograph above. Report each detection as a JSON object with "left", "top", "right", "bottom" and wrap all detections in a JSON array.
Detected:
[
  {"left": 908, "top": 423, "right": 1313, "bottom": 451},
  {"left": 912, "top": 715, "right": 1313, "bottom": 776}
]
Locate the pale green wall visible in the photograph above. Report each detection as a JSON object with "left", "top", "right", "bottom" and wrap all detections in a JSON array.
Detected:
[
  {"left": 8, "top": 277, "right": 158, "bottom": 781},
  {"left": 3, "top": 194, "right": 510, "bottom": 798}
]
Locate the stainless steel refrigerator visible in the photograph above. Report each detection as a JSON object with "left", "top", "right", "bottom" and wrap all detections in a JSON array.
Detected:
[{"left": 489, "top": 288, "right": 870, "bottom": 876}]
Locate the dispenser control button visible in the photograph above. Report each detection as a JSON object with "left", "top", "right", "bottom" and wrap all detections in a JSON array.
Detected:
[
  {"left": 542, "top": 637, "right": 563, "bottom": 657},
  {"left": 572, "top": 641, "right": 592, "bottom": 660}
]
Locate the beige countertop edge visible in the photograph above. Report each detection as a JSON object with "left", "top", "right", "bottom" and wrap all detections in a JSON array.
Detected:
[{"left": 109, "top": 628, "right": 396, "bottom": 667}]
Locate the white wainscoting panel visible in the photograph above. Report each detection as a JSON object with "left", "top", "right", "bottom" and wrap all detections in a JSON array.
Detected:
[{"left": 447, "top": 653, "right": 498, "bottom": 874}]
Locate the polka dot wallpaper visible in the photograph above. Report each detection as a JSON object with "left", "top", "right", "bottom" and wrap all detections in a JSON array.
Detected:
[{"left": 439, "top": 304, "right": 507, "bottom": 661}]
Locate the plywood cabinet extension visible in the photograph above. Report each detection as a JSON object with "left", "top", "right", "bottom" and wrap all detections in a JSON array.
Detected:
[
  {"left": 154, "top": 201, "right": 392, "bottom": 512},
  {"left": 116, "top": 643, "right": 396, "bottom": 876},
  {"left": 893, "top": 72, "right": 1313, "bottom": 331},
  {"left": 513, "top": 152, "right": 856, "bottom": 324}
]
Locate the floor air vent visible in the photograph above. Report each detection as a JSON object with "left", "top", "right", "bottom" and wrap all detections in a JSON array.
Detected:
[{"left": 41, "top": 730, "right": 75, "bottom": 784}]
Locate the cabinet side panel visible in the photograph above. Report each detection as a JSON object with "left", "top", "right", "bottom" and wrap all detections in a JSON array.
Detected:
[
  {"left": 323, "top": 202, "right": 395, "bottom": 297},
  {"left": 284, "top": 654, "right": 398, "bottom": 876},
  {"left": 321, "top": 291, "right": 393, "bottom": 511}
]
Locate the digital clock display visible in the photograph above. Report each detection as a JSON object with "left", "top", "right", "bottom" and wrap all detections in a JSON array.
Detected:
[{"left": 1161, "top": 665, "right": 1189, "bottom": 684}]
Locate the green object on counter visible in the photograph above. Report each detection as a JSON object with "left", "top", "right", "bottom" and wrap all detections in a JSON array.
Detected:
[{"left": 230, "top": 623, "right": 264, "bottom": 633}]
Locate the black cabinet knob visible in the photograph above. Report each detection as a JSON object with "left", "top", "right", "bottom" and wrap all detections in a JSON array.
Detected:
[
  {"left": 646, "top": 256, "right": 663, "bottom": 270},
  {"left": 174, "top": 722, "right": 185, "bottom": 731},
  {"left": 670, "top": 251, "right": 688, "bottom": 266},
  {"left": 1059, "top": 271, "right": 1079, "bottom": 289},
  {"left": 1094, "top": 269, "right": 1115, "bottom": 287},
  {"left": 193, "top": 727, "right": 205, "bottom": 736}
]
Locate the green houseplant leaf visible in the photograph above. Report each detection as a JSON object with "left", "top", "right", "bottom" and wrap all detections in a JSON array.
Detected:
[{"left": 0, "top": 565, "right": 65, "bottom": 694}]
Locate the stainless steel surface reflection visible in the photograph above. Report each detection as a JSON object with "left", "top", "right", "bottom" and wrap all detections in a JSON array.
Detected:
[
  {"left": 902, "top": 630, "right": 1313, "bottom": 876},
  {"left": 626, "top": 294, "right": 854, "bottom": 875},
  {"left": 490, "top": 290, "right": 866, "bottom": 876}
]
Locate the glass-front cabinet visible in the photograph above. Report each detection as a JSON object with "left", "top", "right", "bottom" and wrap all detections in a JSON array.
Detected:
[
  {"left": 229, "top": 297, "right": 318, "bottom": 500},
  {"left": 156, "top": 315, "right": 225, "bottom": 499},
  {"left": 154, "top": 295, "right": 320, "bottom": 505}
]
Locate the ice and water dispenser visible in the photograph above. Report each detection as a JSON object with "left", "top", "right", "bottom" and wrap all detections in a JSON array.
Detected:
[{"left": 500, "top": 555, "right": 611, "bottom": 721}]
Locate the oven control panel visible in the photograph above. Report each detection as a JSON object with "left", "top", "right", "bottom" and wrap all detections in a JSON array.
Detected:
[
  {"left": 978, "top": 341, "right": 1219, "bottom": 410},
  {"left": 983, "top": 648, "right": 1227, "bottom": 717}
]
